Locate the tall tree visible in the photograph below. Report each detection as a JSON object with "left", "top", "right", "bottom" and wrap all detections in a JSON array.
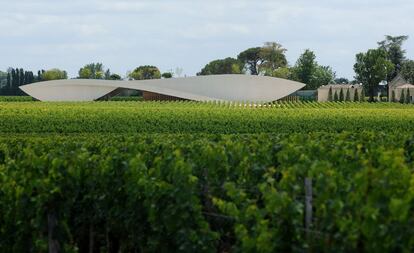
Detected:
[
  {"left": 13, "top": 68, "right": 18, "bottom": 88},
  {"left": 129, "top": 66, "right": 161, "bottom": 80},
  {"left": 360, "top": 89, "right": 366, "bottom": 102},
  {"left": 291, "top": 49, "right": 334, "bottom": 89},
  {"left": 406, "top": 88, "right": 411, "bottom": 104},
  {"left": 6, "top": 72, "right": 11, "bottom": 88},
  {"left": 333, "top": 91, "right": 338, "bottom": 102},
  {"left": 237, "top": 43, "right": 288, "bottom": 76},
  {"left": 0, "top": 71, "right": 8, "bottom": 95},
  {"left": 339, "top": 88, "right": 344, "bottom": 101},
  {"left": 312, "top": 66, "right": 335, "bottom": 89},
  {"left": 345, "top": 89, "right": 351, "bottom": 101},
  {"left": 328, "top": 86, "right": 333, "bottom": 101},
  {"left": 400, "top": 89, "right": 405, "bottom": 103},
  {"left": 291, "top": 49, "right": 317, "bottom": 88},
  {"left": 237, "top": 47, "right": 263, "bottom": 75},
  {"left": 197, "top": 58, "right": 243, "bottom": 76},
  {"left": 104, "top": 69, "right": 111, "bottom": 80},
  {"left": 354, "top": 89, "right": 360, "bottom": 102},
  {"left": 42, "top": 69, "right": 68, "bottom": 81},
  {"left": 353, "top": 49, "right": 394, "bottom": 102},
  {"left": 37, "top": 70, "right": 43, "bottom": 81},
  {"left": 78, "top": 63, "right": 105, "bottom": 79},
  {"left": 19, "top": 68, "right": 24, "bottom": 86},
  {"left": 378, "top": 35, "right": 408, "bottom": 82},
  {"left": 401, "top": 60, "right": 414, "bottom": 84},
  {"left": 25, "top": 71, "right": 34, "bottom": 84},
  {"left": 259, "top": 42, "right": 288, "bottom": 75}
]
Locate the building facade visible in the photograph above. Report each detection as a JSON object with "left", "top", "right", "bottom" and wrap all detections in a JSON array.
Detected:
[
  {"left": 318, "top": 84, "right": 363, "bottom": 102},
  {"left": 20, "top": 75, "right": 306, "bottom": 102},
  {"left": 389, "top": 75, "right": 414, "bottom": 103},
  {"left": 393, "top": 84, "right": 414, "bottom": 103}
]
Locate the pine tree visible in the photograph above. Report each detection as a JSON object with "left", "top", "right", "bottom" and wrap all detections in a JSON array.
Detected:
[
  {"left": 361, "top": 89, "right": 366, "bottom": 102},
  {"left": 339, "top": 88, "right": 344, "bottom": 101},
  {"left": 354, "top": 88, "right": 359, "bottom": 102},
  {"left": 391, "top": 90, "right": 396, "bottom": 103},
  {"left": 406, "top": 88, "right": 411, "bottom": 104},
  {"left": 333, "top": 90, "right": 338, "bottom": 102},
  {"left": 6, "top": 72, "right": 11, "bottom": 88},
  {"left": 327, "top": 86, "right": 333, "bottom": 101},
  {"left": 19, "top": 68, "right": 24, "bottom": 86},
  {"left": 104, "top": 69, "right": 111, "bottom": 80},
  {"left": 345, "top": 89, "right": 351, "bottom": 101},
  {"left": 11, "top": 69, "right": 17, "bottom": 88},
  {"left": 37, "top": 70, "right": 42, "bottom": 81},
  {"left": 400, "top": 89, "right": 405, "bottom": 103},
  {"left": 28, "top": 71, "right": 34, "bottom": 84},
  {"left": 24, "top": 72, "right": 28, "bottom": 85}
]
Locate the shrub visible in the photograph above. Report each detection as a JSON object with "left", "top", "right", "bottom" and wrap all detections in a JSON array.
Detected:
[
  {"left": 339, "top": 88, "right": 344, "bottom": 101},
  {"left": 345, "top": 89, "right": 351, "bottom": 101}
]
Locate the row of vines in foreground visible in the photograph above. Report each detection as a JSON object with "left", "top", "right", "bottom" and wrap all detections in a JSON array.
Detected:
[
  {"left": 1, "top": 132, "right": 414, "bottom": 252},
  {"left": 1, "top": 102, "right": 414, "bottom": 133}
]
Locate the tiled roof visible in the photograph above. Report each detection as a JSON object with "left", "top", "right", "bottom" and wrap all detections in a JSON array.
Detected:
[
  {"left": 395, "top": 84, "right": 414, "bottom": 89},
  {"left": 318, "top": 84, "right": 363, "bottom": 89}
]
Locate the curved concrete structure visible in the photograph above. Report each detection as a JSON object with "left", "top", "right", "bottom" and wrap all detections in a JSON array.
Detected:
[{"left": 19, "top": 75, "right": 305, "bottom": 102}]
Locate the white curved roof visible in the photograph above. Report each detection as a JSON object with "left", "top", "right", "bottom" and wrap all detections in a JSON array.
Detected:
[{"left": 19, "top": 74, "right": 305, "bottom": 102}]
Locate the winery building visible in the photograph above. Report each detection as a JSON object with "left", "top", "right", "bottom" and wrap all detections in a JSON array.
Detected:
[
  {"left": 317, "top": 84, "right": 363, "bottom": 102},
  {"left": 389, "top": 74, "right": 414, "bottom": 103}
]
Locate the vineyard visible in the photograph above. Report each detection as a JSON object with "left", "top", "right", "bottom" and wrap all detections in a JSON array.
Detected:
[
  {"left": 1, "top": 101, "right": 414, "bottom": 134},
  {"left": 1, "top": 101, "right": 414, "bottom": 252}
]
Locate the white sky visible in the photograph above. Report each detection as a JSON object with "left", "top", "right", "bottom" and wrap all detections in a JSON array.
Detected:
[{"left": 0, "top": 0, "right": 413, "bottom": 79}]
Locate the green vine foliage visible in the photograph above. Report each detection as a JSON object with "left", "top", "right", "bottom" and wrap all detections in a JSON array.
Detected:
[
  {"left": 1, "top": 133, "right": 414, "bottom": 252},
  {"left": 0, "top": 101, "right": 414, "bottom": 134}
]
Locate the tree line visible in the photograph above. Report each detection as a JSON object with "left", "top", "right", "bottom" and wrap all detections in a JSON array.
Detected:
[
  {"left": 0, "top": 64, "right": 171, "bottom": 96},
  {"left": 1, "top": 35, "right": 414, "bottom": 101},
  {"left": 0, "top": 68, "right": 36, "bottom": 95},
  {"left": 197, "top": 42, "right": 336, "bottom": 91},
  {"left": 0, "top": 68, "right": 68, "bottom": 96},
  {"left": 198, "top": 35, "right": 414, "bottom": 102}
]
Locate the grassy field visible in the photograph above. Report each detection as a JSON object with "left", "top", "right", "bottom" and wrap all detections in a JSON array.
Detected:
[{"left": 1, "top": 100, "right": 414, "bottom": 252}]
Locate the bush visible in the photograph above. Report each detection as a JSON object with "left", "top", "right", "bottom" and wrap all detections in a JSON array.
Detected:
[
  {"left": 339, "top": 88, "right": 344, "bottom": 101},
  {"left": 354, "top": 89, "right": 359, "bottom": 102},
  {"left": 400, "top": 89, "right": 405, "bottom": 103},
  {"left": 345, "top": 89, "right": 351, "bottom": 101}
]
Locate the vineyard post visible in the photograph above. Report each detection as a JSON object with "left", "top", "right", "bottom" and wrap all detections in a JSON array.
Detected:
[
  {"left": 48, "top": 210, "right": 60, "bottom": 253},
  {"left": 305, "top": 178, "right": 313, "bottom": 241}
]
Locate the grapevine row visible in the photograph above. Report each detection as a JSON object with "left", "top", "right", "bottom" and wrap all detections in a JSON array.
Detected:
[
  {"left": 0, "top": 133, "right": 413, "bottom": 252},
  {"left": 0, "top": 102, "right": 413, "bottom": 134}
]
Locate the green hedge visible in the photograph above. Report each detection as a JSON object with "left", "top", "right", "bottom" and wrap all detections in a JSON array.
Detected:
[{"left": 1, "top": 132, "right": 414, "bottom": 252}]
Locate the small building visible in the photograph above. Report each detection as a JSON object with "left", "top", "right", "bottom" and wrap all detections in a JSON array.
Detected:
[
  {"left": 394, "top": 84, "right": 414, "bottom": 103},
  {"left": 389, "top": 74, "right": 414, "bottom": 103},
  {"left": 388, "top": 74, "right": 407, "bottom": 99},
  {"left": 318, "top": 84, "right": 363, "bottom": 102}
]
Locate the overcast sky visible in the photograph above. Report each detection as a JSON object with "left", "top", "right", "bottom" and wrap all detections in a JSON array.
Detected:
[{"left": 1, "top": 0, "right": 413, "bottom": 79}]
